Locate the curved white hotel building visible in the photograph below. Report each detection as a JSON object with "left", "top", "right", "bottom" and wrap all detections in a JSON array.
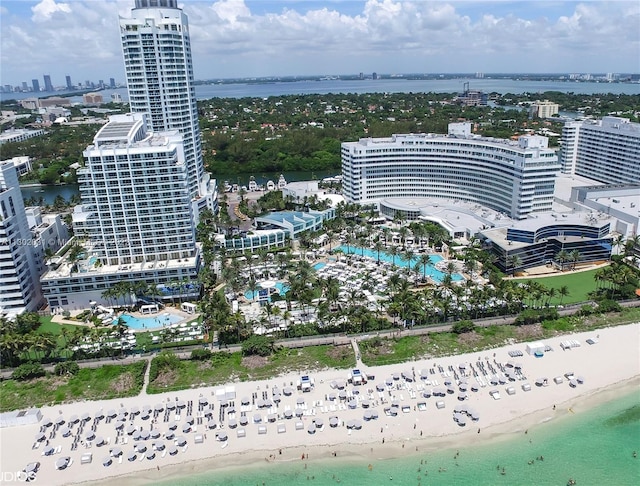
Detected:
[{"left": 342, "top": 123, "right": 560, "bottom": 220}]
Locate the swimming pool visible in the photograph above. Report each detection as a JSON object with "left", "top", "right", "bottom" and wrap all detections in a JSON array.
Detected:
[
  {"left": 335, "top": 245, "right": 463, "bottom": 283},
  {"left": 244, "top": 282, "right": 289, "bottom": 301},
  {"left": 313, "top": 262, "right": 326, "bottom": 271},
  {"left": 117, "top": 313, "right": 182, "bottom": 330}
]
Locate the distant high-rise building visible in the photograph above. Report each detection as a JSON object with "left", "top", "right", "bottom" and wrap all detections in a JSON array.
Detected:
[
  {"left": 372, "top": 72, "right": 378, "bottom": 80},
  {"left": 32, "top": 79, "right": 40, "bottom": 92},
  {"left": 21, "top": 82, "right": 28, "bottom": 91},
  {"left": 109, "top": 77, "right": 116, "bottom": 88},
  {"left": 119, "top": 0, "right": 216, "bottom": 218},
  {"left": 560, "top": 116, "right": 640, "bottom": 184},
  {"left": 65, "top": 75, "right": 73, "bottom": 90},
  {"left": 359, "top": 72, "right": 364, "bottom": 80},
  {"left": 98, "top": 79, "right": 104, "bottom": 88},
  {"left": 43, "top": 74, "right": 53, "bottom": 92},
  {"left": 4, "top": 84, "right": 12, "bottom": 93}
]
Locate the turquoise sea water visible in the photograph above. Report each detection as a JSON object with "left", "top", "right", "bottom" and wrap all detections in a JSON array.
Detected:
[{"left": 158, "top": 388, "right": 640, "bottom": 486}]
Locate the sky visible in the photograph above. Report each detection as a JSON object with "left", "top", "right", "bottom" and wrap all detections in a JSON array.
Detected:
[{"left": 1, "top": 0, "right": 639, "bottom": 88}]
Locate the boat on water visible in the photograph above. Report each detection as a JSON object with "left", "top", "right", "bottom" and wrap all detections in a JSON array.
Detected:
[
  {"left": 322, "top": 175, "right": 342, "bottom": 184},
  {"left": 277, "top": 174, "right": 287, "bottom": 189},
  {"left": 266, "top": 180, "right": 276, "bottom": 191},
  {"left": 223, "top": 181, "right": 232, "bottom": 192}
]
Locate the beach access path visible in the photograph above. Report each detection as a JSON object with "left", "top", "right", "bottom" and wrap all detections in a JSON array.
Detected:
[{"left": 2, "top": 323, "right": 638, "bottom": 486}]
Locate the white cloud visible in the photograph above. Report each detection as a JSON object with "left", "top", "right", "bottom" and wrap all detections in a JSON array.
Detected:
[{"left": 1, "top": 0, "right": 638, "bottom": 85}]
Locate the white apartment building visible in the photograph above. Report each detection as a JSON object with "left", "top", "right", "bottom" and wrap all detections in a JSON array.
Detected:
[
  {"left": 529, "top": 100, "right": 559, "bottom": 119},
  {"left": 25, "top": 207, "right": 69, "bottom": 276},
  {"left": 0, "top": 162, "right": 44, "bottom": 318},
  {"left": 40, "top": 113, "right": 201, "bottom": 310},
  {"left": 119, "top": 0, "right": 217, "bottom": 220},
  {"left": 341, "top": 122, "right": 560, "bottom": 220},
  {"left": 560, "top": 116, "right": 640, "bottom": 184}
]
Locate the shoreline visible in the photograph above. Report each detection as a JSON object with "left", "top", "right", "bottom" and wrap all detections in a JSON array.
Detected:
[
  {"left": 86, "top": 376, "right": 640, "bottom": 486},
  {"left": 2, "top": 323, "right": 638, "bottom": 486}
]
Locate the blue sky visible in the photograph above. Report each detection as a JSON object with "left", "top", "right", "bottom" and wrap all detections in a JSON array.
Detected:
[{"left": 1, "top": 0, "right": 638, "bottom": 87}]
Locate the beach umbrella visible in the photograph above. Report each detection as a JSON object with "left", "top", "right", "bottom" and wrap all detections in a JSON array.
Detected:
[
  {"left": 471, "top": 384, "right": 479, "bottom": 392},
  {"left": 220, "top": 400, "right": 229, "bottom": 408},
  {"left": 130, "top": 406, "right": 140, "bottom": 416},
  {"left": 446, "top": 386, "right": 455, "bottom": 394},
  {"left": 376, "top": 383, "right": 385, "bottom": 392},
  {"left": 330, "top": 380, "right": 338, "bottom": 389},
  {"left": 256, "top": 398, "right": 265, "bottom": 409},
  {"left": 371, "top": 410, "right": 379, "bottom": 420},
  {"left": 338, "top": 391, "right": 347, "bottom": 400},
  {"left": 314, "top": 418, "right": 324, "bottom": 428},
  {"left": 95, "top": 410, "right": 104, "bottom": 419},
  {"left": 177, "top": 400, "right": 186, "bottom": 409},
  {"left": 176, "top": 437, "right": 187, "bottom": 447},
  {"left": 307, "top": 423, "right": 316, "bottom": 434},
  {"left": 127, "top": 452, "right": 137, "bottom": 462},
  {"left": 107, "top": 409, "right": 117, "bottom": 418},
  {"left": 199, "top": 397, "right": 208, "bottom": 406},
  {"left": 168, "top": 446, "right": 179, "bottom": 456},
  {"left": 569, "top": 379, "right": 578, "bottom": 388},
  {"left": 35, "top": 432, "right": 46, "bottom": 442},
  {"left": 353, "top": 420, "right": 362, "bottom": 430},
  {"left": 185, "top": 415, "right": 194, "bottom": 424},
  {"left": 150, "top": 430, "right": 161, "bottom": 439},
  {"left": 86, "top": 431, "right": 96, "bottom": 441},
  {"left": 25, "top": 462, "right": 39, "bottom": 473},
  {"left": 459, "top": 384, "right": 468, "bottom": 392},
  {"left": 241, "top": 397, "right": 250, "bottom": 406},
  {"left": 471, "top": 411, "right": 480, "bottom": 421},
  {"left": 42, "top": 417, "right": 53, "bottom": 427},
  {"left": 95, "top": 436, "right": 105, "bottom": 446},
  {"left": 328, "top": 393, "right": 337, "bottom": 401},
  {"left": 422, "top": 390, "right": 431, "bottom": 398},
  {"left": 515, "top": 363, "right": 523, "bottom": 370},
  {"left": 111, "top": 447, "right": 123, "bottom": 457},
  {"left": 217, "top": 432, "right": 228, "bottom": 442},
  {"left": 141, "top": 413, "right": 150, "bottom": 421},
  {"left": 283, "top": 387, "right": 293, "bottom": 396},
  {"left": 142, "top": 405, "right": 152, "bottom": 413},
  {"left": 239, "top": 416, "right": 249, "bottom": 426},
  {"left": 165, "top": 430, "right": 175, "bottom": 440},
  {"left": 363, "top": 410, "right": 373, "bottom": 421},
  {"left": 55, "top": 457, "right": 70, "bottom": 470},
  {"left": 458, "top": 393, "right": 468, "bottom": 401},
  {"left": 69, "top": 415, "right": 79, "bottom": 424},
  {"left": 283, "top": 410, "right": 293, "bottom": 420},
  {"left": 296, "top": 397, "right": 305, "bottom": 405},
  {"left": 329, "top": 417, "right": 339, "bottom": 428},
  {"left": 168, "top": 422, "right": 177, "bottom": 430},
  {"left": 346, "top": 419, "right": 355, "bottom": 429},
  {"left": 392, "top": 373, "right": 400, "bottom": 381},
  {"left": 154, "top": 441, "right": 165, "bottom": 451},
  {"left": 61, "top": 427, "right": 71, "bottom": 437},
  {"left": 133, "top": 431, "right": 143, "bottom": 441},
  {"left": 56, "top": 416, "right": 65, "bottom": 426},
  {"left": 207, "top": 419, "right": 217, "bottom": 430},
  {"left": 44, "top": 446, "right": 55, "bottom": 456},
  {"left": 458, "top": 416, "right": 467, "bottom": 427},
  {"left": 253, "top": 413, "right": 262, "bottom": 423},
  {"left": 577, "top": 376, "right": 585, "bottom": 384},
  {"left": 498, "top": 376, "right": 506, "bottom": 385},
  {"left": 115, "top": 421, "right": 125, "bottom": 430},
  {"left": 103, "top": 456, "right": 112, "bottom": 467},
  {"left": 146, "top": 451, "right": 156, "bottom": 460},
  {"left": 272, "top": 394, "right": 281, "bottom": 403},
  {"left": 118, "top": 407, "right": 128, "bottom": 416},
  {"left": 228, "top": 418, "right": 238, "bottom": 429},
  {"left": 141, "top": 430, "right": 150, "bottom": 440},
  {"left": 361, "top": 400, "right": 371, "bottom": 408},
  {"left": 459, "top": 363, "right": 467, "bottom": 370},
  {"left": 267, "top": 414, "right": 277, "bottom": 423},
  {"left": 81, "top": 412, "right": 91, "bottom": 422},
  {"left": 154, "top": 403, "right": 164, "bottom": 412},
  {"left": 490, "top": 376, "right": 498, "bottom": 385},
  {"left": 166, "top": 402, "right": 176, "bottom": 410},
  {"left": 389, "top": 407, "right": 398, "bottom": 417},
  {"left": 182, "top": 424, "right": 191, "bottom": 433},
  {"left": 385, "top": 378, "right": 393, "bottom": 386},
  {"left": 295, "top": 408, "right": 303, "bottom": 418},
  {"left": 348, "top": 400, "right": 357, "bottom": 409}
]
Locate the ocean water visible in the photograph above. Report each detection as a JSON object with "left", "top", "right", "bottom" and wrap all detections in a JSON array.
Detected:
[{"left": 159, "top": 388, "right": 640, "bottom": 486}]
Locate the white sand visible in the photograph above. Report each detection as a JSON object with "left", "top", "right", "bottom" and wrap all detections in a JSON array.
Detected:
[{"left": 1, "top": 323, "right": 638, "bottom": 485}]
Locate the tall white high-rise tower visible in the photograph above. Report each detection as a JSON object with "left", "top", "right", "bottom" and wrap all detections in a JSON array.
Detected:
[{"left": 119, "top": 0, "right": 216, "bottom": 218}]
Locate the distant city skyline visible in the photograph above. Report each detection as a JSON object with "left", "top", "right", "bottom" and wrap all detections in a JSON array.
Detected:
[{"left": 1, "top": 0, "right": 638, "bottom": 87}]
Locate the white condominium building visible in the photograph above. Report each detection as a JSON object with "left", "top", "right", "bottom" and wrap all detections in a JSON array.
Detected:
[
  {"left": 40, "top": 113, "right": 201, "bottom": 311},
  {"left": 341, "top": 122, "right": 560, "bottom": 220},
  {"left": 560, "top": 116, "right": 640, "bottom": 184},
  {"left": 0, "top": 162, "right": 44, "bottom": 318},
  {"left": 119, "top": 0, "right": 217, "bottom": 219},
  {"left": 529, "top": 100, "right": 559, "bottom": 119},
  {"left": 73, "top": 113, "right": 196, "bottom": 266}
]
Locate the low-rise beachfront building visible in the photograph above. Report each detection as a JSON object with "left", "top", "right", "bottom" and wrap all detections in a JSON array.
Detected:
[
  {"left": 254, "top": 208, "right": 336, "bottom": 240},
  {"left": 0, "top": 128, "right": 45, "bottom": 145},
  {"left": 214, "top": 229, "right": 288, "bottom": 253},
  {"left": 342, "top": 122, "right": 560, "bottom": 220},
  {"left": 480, "top": 213, "right": 613, "bottom": 274}
]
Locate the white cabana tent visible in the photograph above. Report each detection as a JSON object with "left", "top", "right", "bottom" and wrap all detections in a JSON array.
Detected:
[{"left": 526, "top": 341, "right": 545, "bottom": 356}]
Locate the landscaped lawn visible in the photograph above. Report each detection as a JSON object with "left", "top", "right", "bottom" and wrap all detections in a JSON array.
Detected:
[
  {"left": 522, "top": 268, "right": 601, "bottom": 304},
  {"left": 0, "top": 361, "right": 147, "bottom": 412},
  {"left": 147, "top": 344, "right": 356, "bottom": 394},
  {"left": 36, "top": 316, "right": 82, "bottom": 335}
]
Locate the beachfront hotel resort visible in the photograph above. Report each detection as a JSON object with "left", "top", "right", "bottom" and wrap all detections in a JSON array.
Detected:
[{"left": 1, "top": 0, "right": 639, "bottom": 484}]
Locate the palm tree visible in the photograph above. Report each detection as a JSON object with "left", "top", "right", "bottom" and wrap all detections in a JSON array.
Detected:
[
  {"left": 507, "top": 254, "right": 522, "bottom": 276},
  {"left": 373, "top": 240, "right": 385, "bottom": 264},
  {"left": 555, "top": 250, "right": 570, "bottom": 271},
  {"left": 418, "top": 254, "right": 432, "bottom": 281},
  {"left": 558, "top": 285, "right": 570, "bottom": 305},
  {"left": 568, "top": 250, "right": 581, "bottom": 270},
  {"left": 388, "top": 245, "right": 399, "bottom": 267}
]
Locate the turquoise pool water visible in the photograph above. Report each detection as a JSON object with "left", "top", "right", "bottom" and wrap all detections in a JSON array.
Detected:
[
  {"left": 336, "top": 245, "right": 463, "bottom": 283},
  {"left": 313, "top": 262, "right": 326, "bottom": 271},
  {"left": 244, "top": 282, "right": 289, "bottom": 301},
  {"left": 117, "top": 313, "right": 182, "bottom": 330}
]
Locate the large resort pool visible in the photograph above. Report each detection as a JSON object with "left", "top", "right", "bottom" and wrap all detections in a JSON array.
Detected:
[
  {"left": 117, "top": 313, "right": 183, "bottom": 330},
  {"left": 335, "top": 245, "right": 463, "bottom": 283}
]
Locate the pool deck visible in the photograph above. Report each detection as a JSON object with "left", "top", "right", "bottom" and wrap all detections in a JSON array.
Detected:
[{"left": 50, "top": 307, "right": 197, "bottom": 331}]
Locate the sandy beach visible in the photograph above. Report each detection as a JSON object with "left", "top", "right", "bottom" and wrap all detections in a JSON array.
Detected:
[{"left": 1, "top": 323, "right": 638, "bottom": 485}]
